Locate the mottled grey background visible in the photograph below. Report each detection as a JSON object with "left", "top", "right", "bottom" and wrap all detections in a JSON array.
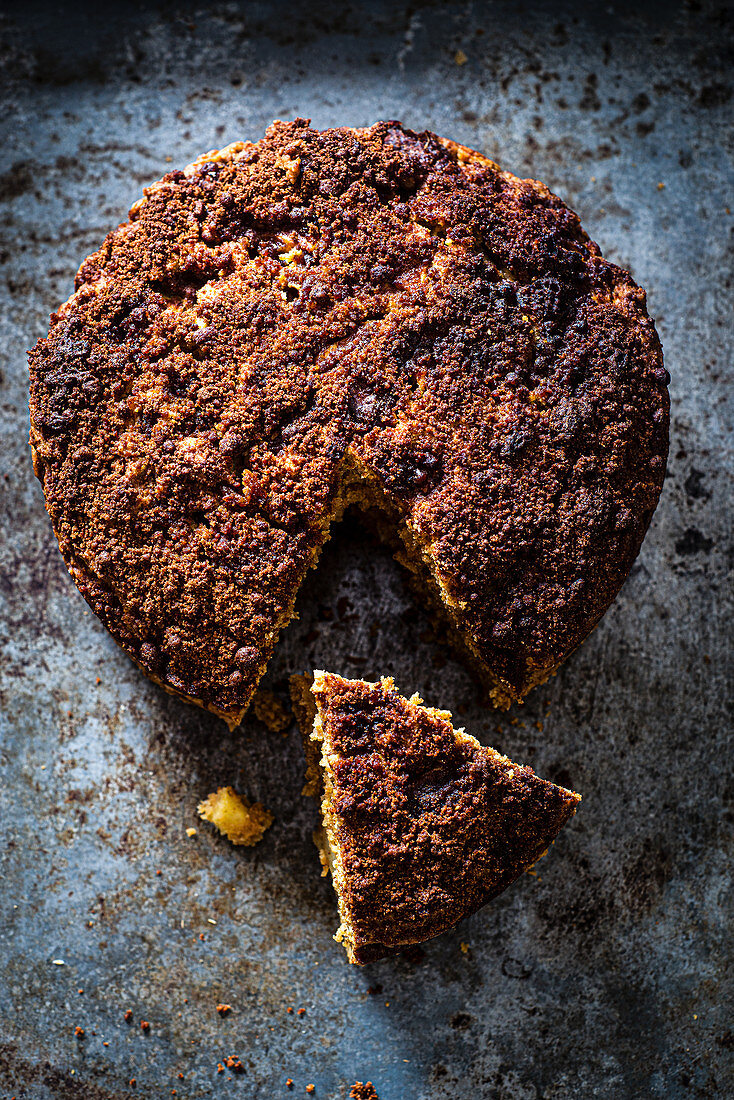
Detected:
[{"left": 0, "top": 1, "right": 731, "bottom": 1097}]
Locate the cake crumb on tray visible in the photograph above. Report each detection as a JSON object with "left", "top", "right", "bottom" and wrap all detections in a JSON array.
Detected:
[{"left": 197, "top": 787, "right": 273, "bottom": 847}]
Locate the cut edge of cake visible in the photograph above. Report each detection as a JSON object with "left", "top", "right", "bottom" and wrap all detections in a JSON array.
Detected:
[{"left": 290, "top": 671, "right": 360, "bottom": 957}]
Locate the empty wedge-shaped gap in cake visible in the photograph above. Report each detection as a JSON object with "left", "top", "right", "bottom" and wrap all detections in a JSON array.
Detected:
[{"left": 291, "top": 670, "right": 580, "bottom": 964}]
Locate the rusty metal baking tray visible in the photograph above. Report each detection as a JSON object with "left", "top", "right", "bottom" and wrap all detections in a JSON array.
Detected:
[{"left": 0, "top": 1, "right": 731, "bottom": 1096}]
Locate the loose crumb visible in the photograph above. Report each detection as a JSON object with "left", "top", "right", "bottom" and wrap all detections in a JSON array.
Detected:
[
  {"left": 306, "top": 1087, "right": 315, "bottom": 1094},
  {"left": 454, "top": 49, "right": 467, "bottom": 65},
  {"left": 216, "top": 1003, "right": 232, "bottom": 1016},
  {"left": 286, "top": 1080, "right": 294, "bottom": 1089},
  {"left": 252, "top": 689, "right": 291, "bottom": 732},
  {"left": 140, "top": 1020, "right": 150, "bottom": 1031},
  {"left": 197, "top": 787, "right": 273, "bottom": 847},
  {"left": 350, "top": 1084, "right": 380, "bottom": 1100},
  {"left": 186, "top": 827, "right": 197, "bottom": 837},
  {"left": 74, "top": 1026, "right": 84, "bottom": 1038},
  {"left": 297, "top": 1007, "right": 305, "bottom": 1016},
  {"left": 124, "top": 1009, "right": 133, "bottom": 1023},
  {"left": 224, "top": 1055, "right": 245, "bottom": 1074}
]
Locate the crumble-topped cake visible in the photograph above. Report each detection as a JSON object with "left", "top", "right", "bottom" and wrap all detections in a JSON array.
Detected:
[
  {"left": 291, "top": 671, "right": 580, "bottom": 963},
  {"left": 29, "top": 120, "right": 669, "bottom": 725}
]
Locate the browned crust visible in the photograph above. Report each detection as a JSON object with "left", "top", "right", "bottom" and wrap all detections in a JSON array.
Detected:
[
  {"left": 28, "top": 119, "right": 669, "bottom": 720},
  {"left": 300, "top": 671, "right": 580, "bottom": 963}
]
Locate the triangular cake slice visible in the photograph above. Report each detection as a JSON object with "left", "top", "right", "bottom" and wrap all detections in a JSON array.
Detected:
[{"left": 291, "top": 670, "right": 581, "bottom": 964}]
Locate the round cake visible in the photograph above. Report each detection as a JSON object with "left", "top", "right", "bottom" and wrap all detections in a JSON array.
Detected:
[{"left": 28, "top": 119, "right": 669, "bottom": 726}]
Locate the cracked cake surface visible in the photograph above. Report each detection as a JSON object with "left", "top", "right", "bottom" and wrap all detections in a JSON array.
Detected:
[
  {"left": 292, "top": 670, "right": 581, "bottom": 963},
  {"left": 29, "top": 119, "right": 669, "bottom": 723}
]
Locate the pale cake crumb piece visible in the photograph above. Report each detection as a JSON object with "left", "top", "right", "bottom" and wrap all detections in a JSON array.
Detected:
[
  {"left": 197, "top": 787, "right": 273, "bottom": 847},
  {"left": 252, "top": 689, "right": 291, "bottom": 732}
]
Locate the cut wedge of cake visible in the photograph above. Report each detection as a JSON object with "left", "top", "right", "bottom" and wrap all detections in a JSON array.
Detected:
[{"left": 291, "top": 670, "right": 580, "bottom": 964}]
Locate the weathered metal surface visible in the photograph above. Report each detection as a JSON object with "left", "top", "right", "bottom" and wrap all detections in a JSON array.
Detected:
[{"left": 0, "top": 1, "right": 731, "bottom": 1096}]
